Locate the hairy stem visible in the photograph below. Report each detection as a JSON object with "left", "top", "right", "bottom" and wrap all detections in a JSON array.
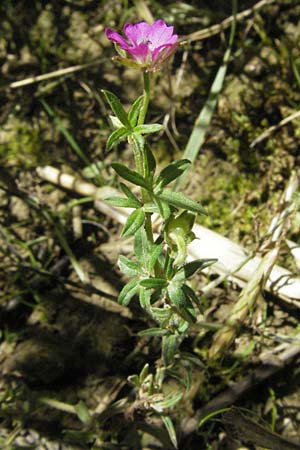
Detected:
[{"left": 138, "top": 72, "right": 150, "bottom": 125}]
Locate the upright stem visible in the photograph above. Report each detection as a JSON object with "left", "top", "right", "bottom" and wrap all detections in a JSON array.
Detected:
[
  {"left": 134, "top": 71, "right": 153, "bottom": 243},
  {"left": 138, "top": 71, "right": 150, "bottom": 125}
]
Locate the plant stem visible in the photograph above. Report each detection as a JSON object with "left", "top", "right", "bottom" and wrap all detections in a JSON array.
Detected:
[
  {"left": 131, "top": 71, "right": 153, "bottom": 244},
  {"left": 138, "top": 71, "right": 150, "bottom": 125}
]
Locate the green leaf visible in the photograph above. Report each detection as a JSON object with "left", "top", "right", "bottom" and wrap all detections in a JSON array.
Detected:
[
  {"left": 122, "top": 208, "right": 145, "bottom": 237},
  {"left": 134, "top": 228, "right": 149, "bottom": 264},
  {"left": 150, "top": 307, "right": 172, "bottom": 321},
  {"left": 101, "top": 90, "right": 131, "bottom": 128},
  {"left": 128, "top": 374, "right": 140, "bottom": 387},
  {"left": 111, "top": 163, "right": 149, "bottom": 189},
  {"left": 74, "top": 401, "right": 92, "bottom": 425},
  {"left": 134, "top": 123, "right": 164, "bottom": 135},
  {"left": 132, "top": 131, "right": 145, "bottom": 154},
  {"left": 182, "top": 284, "right": 202, "bottom": 311},
  {"left": 120, "top": 182, "right": 141, "bottom": 203},
  {"left": 138, "top": 327, "right": 170, "bottom": 337},
  {"left": 174, "top": 258, "right": 217, "bottom": 281},
  {"left": 155, "top": 159, "right": 191, "bottom": 191},
  {"left": 128, "top": 96, "right": 144, "bottom": 127},
  {"left": 148, "top": 243, "right": 163, "bottom": 273},
  {"left": 160, "top": 189, "right": 207, "bottom": 215},
  {"left": 145, "top": 143, "right": 156, "bottom": 179},
  {"left": 105, "top": 196, "right": 141, "bottom": 208},
  {"left": 139, "top": 286, "right": 151, "bottom": 309},
  {"left": 178, "top": 319, "right": 189, "bottom": 334},
  {"left": 118, "top": 279, "right": 140, "bottom": 306},
  {"left": 109, "top": 114, "right": 123, "bottom": 129},
  {"left": 152, "top": 392, "right": 182, "bottom": 412},
  {"left": 175, "top": 2, "right": 236, "bottom": 191},
  {"left": 153, "top": 196, "right": 171, "bottom": 219},
  {"left": 162, "top": 334, "right": 179, "bottom": 366},
  {"left": 180, "top": 351, "right": 206, "bottom": 369},
  {"left": 143, "top": 202, "right": 160, "bottom": 213},
  {"left": 139, "top": 363, "right": 149, "bottom": 383},
  {"left": 161, "top": 415, "right": 178, "bottom": 449},
  {"left": 140, "top": 278, "right": 168, "bottom": 289},
  {"left": 82, "top": 161, "right": 103, "bottom": 179},
  {"left": 165, "top": 253, "right": 175, "bottom": 280},
  {"left": 118, "top": 255, "right": 143, "bottom": 277},
  {"left": 106, "top": 127, "right": 131, "bottom": 151},
  {"left": 167, "top": 282, "right": 196, "bottom": 323},
  {"left": 40, "top": 99, "right": 90, "bottom": 167}
]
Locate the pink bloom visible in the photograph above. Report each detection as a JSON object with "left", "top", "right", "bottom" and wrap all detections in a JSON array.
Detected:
[{"left": 105, "top": 19, "right": 178, "bottom": 71}]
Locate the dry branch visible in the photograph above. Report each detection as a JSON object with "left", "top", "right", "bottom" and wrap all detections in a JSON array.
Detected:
[
  {"left": 36, "top": 165, "right": 300, "bottom": 304},
  {"left": 182, "top": 0, "right": 276, "bottom": 43}
]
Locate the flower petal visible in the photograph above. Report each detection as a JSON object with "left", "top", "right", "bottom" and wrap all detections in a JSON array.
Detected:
[
  {"left": 124, "top": 22, "right": 151, "bottom": 46},
  {"left": 126, "top": 42, "right": 151, "bottom": 63},
  {"left": 105, "top": 28, "right": 130, "bottom": 50},
  {"left": 147, "top": 19, "right": 178, "bottom": 49},
  {"left": 151, "top": 43, "right": 179, "bottom": 69}
]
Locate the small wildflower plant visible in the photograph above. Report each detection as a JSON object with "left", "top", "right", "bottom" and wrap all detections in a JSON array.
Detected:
[{"left": 103, "top": 19, "right": 215, "bottom": 447}]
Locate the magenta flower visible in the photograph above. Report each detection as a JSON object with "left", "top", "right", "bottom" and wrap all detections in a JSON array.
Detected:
[{"left": 105, "top": 19, "right": 179, "bottom": 71}]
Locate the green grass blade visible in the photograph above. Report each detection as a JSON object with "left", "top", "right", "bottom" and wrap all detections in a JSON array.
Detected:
[
  {"left": 175, "top": 0, "right": 237, "bottom": 190},
  {"left": 42, "top": 209, "right": 88, "bottom": 283},
  {"left": 40, "top": 99, "right": 102, "bottom": 184}
]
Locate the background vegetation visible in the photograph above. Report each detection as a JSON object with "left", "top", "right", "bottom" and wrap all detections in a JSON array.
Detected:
[{"left": 1, "top": 0, "right": 300, "bottom": 449}]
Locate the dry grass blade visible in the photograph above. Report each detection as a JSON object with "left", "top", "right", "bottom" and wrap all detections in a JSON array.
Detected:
[
  {"left": 175, "top": 0, "right": 237, "bottom": 190},
  {"left": 250, "top": 109, "right": 300, "bottom": 148},
  {"left": 208, "top": 172, "right": 299, "bottom": 360},
  {"left": 182, "top": 0, "right": 276, "bottom": 43},
  {"left": 222, "top": 407, "right": 300, "bottom": 450},
  {"left": 3, "top": 58, "right": 105, "bottom": 90},
  {"left": 181, "top": 335, "right": 300, "bottom": 435}
]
